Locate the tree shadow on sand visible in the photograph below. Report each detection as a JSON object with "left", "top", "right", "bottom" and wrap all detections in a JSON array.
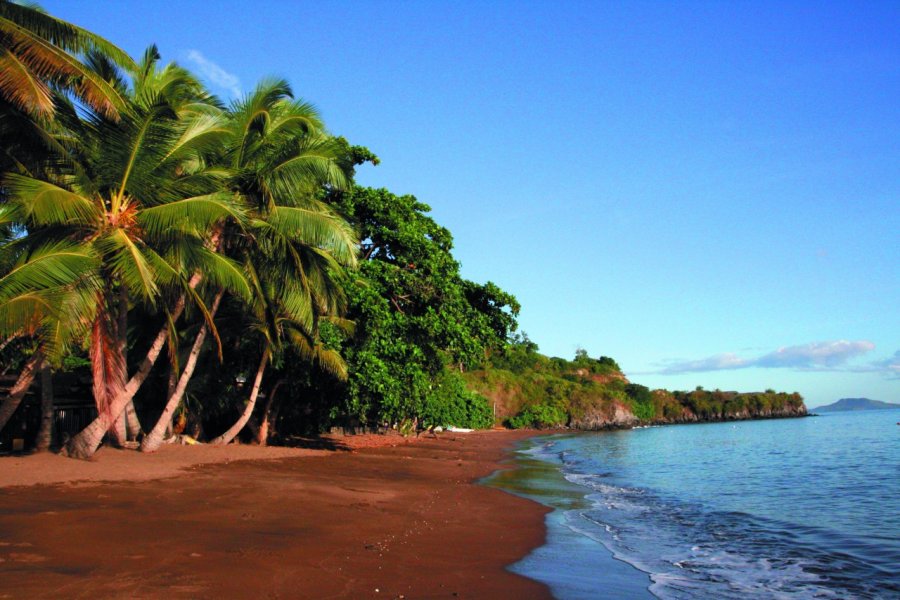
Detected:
[{"left": 279, "top": 435, "right": 354, "bottom": 452}]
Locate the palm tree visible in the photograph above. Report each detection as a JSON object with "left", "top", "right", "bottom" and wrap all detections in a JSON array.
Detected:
[
  {"left": 208, "top": 269, "right": 349, "bottom": 446},
  {"left": 0, "top": 0, "right": 134, "bottom": 120},
  {"left": 2, "top": 48, "right": 249, "bottom": 459},
  {"left": 140, "top": 79, "right": 357, "bottom": 451}
]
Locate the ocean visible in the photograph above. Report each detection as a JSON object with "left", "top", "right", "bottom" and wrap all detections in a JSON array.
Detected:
[{"left": 488, "top": 409, "right": 900, "bottom": 599}]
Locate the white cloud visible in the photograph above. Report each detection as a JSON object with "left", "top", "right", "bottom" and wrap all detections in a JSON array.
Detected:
[
  {"left": 185, "top": 50, "right": 241, "bottom": 98},
  {"left": 755, "top": 340, "right": 876, "bottom": 369},
  {"left": 657, "top": 340, "right": 878, "bottom": 375}
]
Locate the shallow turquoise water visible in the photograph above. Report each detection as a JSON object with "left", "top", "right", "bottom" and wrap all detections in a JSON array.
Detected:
[{"left": 491, "top": 410, "right": 900, "bottom": 599}]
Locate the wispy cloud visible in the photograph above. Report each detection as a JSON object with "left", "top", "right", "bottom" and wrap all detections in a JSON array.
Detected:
[
  {"left": 868, "top": 350, "right": 900, "bottom": 379},
  {"left": 656, "top": 340, "right": 880, "bottom": 375},
  {"left": 755, "top": 340, "right": 876, "bottom": 369},
  {"left": 659, "top": 353, "right": 750, "bottom": 373},
  {"left": 185, "top": 50, "right": 241, "bottom": 98}
]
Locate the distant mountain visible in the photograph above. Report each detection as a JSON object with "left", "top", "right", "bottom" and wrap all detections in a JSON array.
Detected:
[{"left": 815, "top": 398, "right": 900, "bottom": 412}]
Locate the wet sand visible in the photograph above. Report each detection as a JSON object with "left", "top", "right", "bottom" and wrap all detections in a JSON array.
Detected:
[{"left": 0, "top": 431, "right": 551, "bottom": 599}]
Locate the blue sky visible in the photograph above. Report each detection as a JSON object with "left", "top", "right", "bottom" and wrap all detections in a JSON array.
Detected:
[{"left": 45, "top": 1, "right": 898, "bottom": 407}]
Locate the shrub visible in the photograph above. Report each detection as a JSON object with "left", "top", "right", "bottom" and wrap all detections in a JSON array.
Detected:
[
  {"left": 421, "top": 371, "right": 493, "bottom": 429},
  {"left": 507, "top": 402, "right": 567, "bottom": 429}
]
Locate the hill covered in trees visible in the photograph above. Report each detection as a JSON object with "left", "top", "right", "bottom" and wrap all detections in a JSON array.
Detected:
[{"left": 465, "top": 340, "right": 806, "bottom": 430}]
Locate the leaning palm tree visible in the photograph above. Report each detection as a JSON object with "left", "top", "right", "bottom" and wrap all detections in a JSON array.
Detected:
[
  {"left": 0, "top": 0, "right": 134, "bottom": 119},
  {"left": 139, "top": 79, "right": 357, "bottom": 451},
  {"left": 207, "top": 81, "right": 357, "bottom": 445},
  {"left": 208, "top": 269, "right": 348, "bottom": 447},
  {"left": 2, "top": 49, "right": 249, "bottom": 459}
]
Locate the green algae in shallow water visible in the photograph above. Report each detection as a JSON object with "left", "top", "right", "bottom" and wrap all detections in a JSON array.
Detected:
[{"left": 484, "top": 435, "right": 654, "bottom": 599}]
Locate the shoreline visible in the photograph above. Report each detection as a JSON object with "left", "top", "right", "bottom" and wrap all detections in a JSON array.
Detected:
[
  {"left": 0, "top": 430, "right": 552, "bottom": 598},
  {"left": 490, "top": 432, "right": 655, "bottom": 599}
]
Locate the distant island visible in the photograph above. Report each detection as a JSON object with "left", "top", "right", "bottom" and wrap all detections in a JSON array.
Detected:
[{"left": 815, "top": 398, "right": 900, "bottom": 412}]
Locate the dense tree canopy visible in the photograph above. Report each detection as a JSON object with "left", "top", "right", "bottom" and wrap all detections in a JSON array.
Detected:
[{"left": 322, "top": 186, "right": 520, "bottom": 428}]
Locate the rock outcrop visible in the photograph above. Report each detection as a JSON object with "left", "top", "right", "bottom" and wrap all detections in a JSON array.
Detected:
[
  {"left": 569, "top": 402, "right": 640, "bottom": 430},
  {"left": 569, "top": 401, "right": 807, "bottom": 430}
]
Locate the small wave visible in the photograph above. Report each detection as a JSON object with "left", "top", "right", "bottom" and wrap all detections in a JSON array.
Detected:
[
  {"left": 512, "top": 416, "right": 900, "bottom": 599},
  {"left": 557, "top": 468, "right": 897, "bottom": 599}
]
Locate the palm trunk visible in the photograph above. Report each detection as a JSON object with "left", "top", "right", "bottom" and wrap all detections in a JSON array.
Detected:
[
  {"left": 0, "top": 351, "right": 42, "bottom": 433},
  {"left": 116, "top": 286, "right": 144, "bottom": 442},
  {"left": 165, "top": 361, "right": 177, "bottom": 437},
  {"left": 209, "top": 352, "right": 268, "bottom": 446},
  {"left": 141, "top": 290, "right": 224, "bottom": 453},
  {"left": 91, "top": 305, "right": 127, "bottom": 447},
  {"left": 256, "top": 379, "right": 285, "bottom": 446},
  {"left": 106, "top": 286, "right": 132, "bottom": 444},
  {"left": 108, "top": 412, "right": 127, "bottom": 446},
  {"left": 124, "top": 400, "right": 142, "bottom": 440},
  {"left": 63, "top": 290, "right": 191, "bottom": 460},
  {"left": 0, "top": 331, "right": 20, "bottom": 355},
  {"left": 35, "top": 365, "right": 54, "bottom": 452}
]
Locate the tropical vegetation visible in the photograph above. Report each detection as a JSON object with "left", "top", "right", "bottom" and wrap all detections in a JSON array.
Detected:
[{"left": 0, "top": 2, "right": 804, "bottom": 458}]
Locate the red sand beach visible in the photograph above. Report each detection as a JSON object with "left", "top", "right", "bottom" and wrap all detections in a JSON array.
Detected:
[{"left": 0, "top": 430, "right": 551, "bottom": 599}]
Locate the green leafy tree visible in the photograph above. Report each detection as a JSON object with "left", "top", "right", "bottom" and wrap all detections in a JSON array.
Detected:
[{"left": 324, "top": 186, "right": 518, "bottom": 428}]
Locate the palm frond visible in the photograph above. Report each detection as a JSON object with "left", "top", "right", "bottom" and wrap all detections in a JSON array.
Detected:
[
  {"left": 285, "top": 327, "right": 348, "bottom": 380},
  {"left": 95, "top": 229, "right": 159, "bottom": 302},
  {"left": 265, "top": 205, "right": 358, "bottom": 267},
  {"left": 0, "top": 15, "right": 129, "bottom": 119},
  {"left": 137, "top": 192, "right": 246, "bottom": 237},
  {"left": 0, "top": 43, "right": 53, "bottom": 116},
  {"left": 229, "top": 77, "right": 293, "bottom": 164},
  {"left": 3, "top": 173, "right": 98, "bottom": 226},
  {"left": 266, "top": 98, "right": 323, "bottom": 137},
  {"left": 39, "top": 284, "right": 97, "bottom": 365},
  {"left": 190, "top": 247, "right": 251, "bottom": 303},
  {"left": 0, "top": 291, "right": 51, "bottom": 337},
  {"left": 161, "top": 110, "right": 228, "bottom": 163},
  {"left": 0, "top": 1, "right": 136, "bottom": 71},
  {"left": 322, "top": 315, "right": 356, "bottom": 336},
  {"left": 266, "top": 135, "right": 351, "bottom": 198},
  {"left": 279, "top": 288, "right": 314, "bottom": 333},
  {"left": 0, "top": 241, "right": 97, "bottom": 301}
]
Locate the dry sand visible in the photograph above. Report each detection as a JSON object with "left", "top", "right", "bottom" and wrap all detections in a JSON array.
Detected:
[{"left": 0, "top": 430, "right": 551, "bottom": 599}]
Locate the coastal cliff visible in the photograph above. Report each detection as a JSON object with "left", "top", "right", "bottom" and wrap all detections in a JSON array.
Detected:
[
  {"left": 464, "top": 345, "right": 808, "bottom": 431},
  {"left": 568, "top": 393, "right": 808, "bottom": 430}
]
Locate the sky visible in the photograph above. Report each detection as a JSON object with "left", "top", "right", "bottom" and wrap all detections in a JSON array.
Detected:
[{"left": 43, "top": 0, "right": 899, "bottom": 408}]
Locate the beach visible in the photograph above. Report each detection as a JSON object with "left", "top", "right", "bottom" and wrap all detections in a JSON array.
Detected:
[{"left": 0, "top": 430, "right": 551, "bottom": 599}]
